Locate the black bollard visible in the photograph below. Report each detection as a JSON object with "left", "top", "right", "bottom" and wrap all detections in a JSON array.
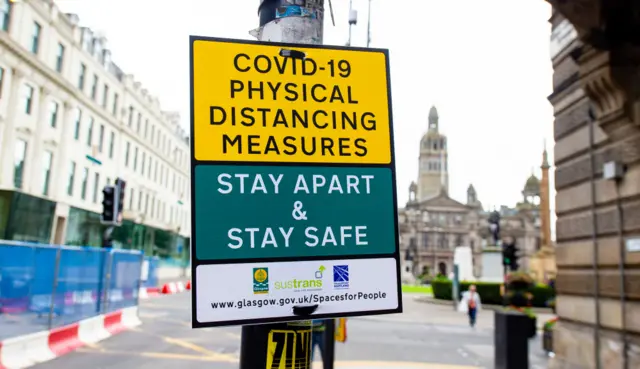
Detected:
[
  {"left": 494, "top": 310, "right": 530, "bottom": 369},
  {"left": 322, "top": 320, "right": 336, "bottom": 369}
]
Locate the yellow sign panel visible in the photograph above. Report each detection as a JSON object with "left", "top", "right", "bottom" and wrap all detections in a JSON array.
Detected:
[
  {"left": 266, "top": 329, "right": 312, "bottom": 369},
  {"left": 190, "top": 37, "right": 393, "bottom": 164}
]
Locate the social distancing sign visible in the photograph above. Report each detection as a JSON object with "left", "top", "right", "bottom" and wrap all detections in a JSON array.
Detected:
[{"left": 190, "top": 36, "right": 401, "bottom": 328}]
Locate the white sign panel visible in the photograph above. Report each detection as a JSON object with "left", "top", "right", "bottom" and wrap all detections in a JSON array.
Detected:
[{"left": 195, "top": 257, "right": 399, "bottom": 324}]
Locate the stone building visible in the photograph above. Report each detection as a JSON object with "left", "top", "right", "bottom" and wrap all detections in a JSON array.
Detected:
[
  {"left": 0, "top": 1, "right": 191, "bottom": 263},
  {"left": 398, "top": 107, "right": 542, "bottom": 280},
  {"left": 547, "top": 2, "right": 640, "bottom": 368}
]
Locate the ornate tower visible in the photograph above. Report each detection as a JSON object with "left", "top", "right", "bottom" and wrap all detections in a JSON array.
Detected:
[
  {"left": 539, "top": 145, "right": 551, "bottom": 249},
  {"left": 417, "top": 106, "right": 449, "bottom": 201},
  {"left": 466, "top": 184, "right": 482, "bottom": 208}
]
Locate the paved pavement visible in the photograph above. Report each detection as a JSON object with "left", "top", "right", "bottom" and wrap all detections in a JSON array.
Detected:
[{"left": 35, "top": 293, "right": 550, "bottom": 369}]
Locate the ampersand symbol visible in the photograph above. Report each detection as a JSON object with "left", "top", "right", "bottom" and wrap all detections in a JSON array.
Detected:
[{"left": 292, "top": 201, "right": 307, "bottom": 221}]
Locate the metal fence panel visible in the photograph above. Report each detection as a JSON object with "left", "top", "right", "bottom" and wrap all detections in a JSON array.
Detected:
[
  {"left": 49, "top": 247, "right": 107, "bottom": 329},
  {"left": 141, "top": 256, "right": 160, "bottom": 288},
  {"left": 105, "top": 250, "right": 143, "bottom": 313},
  {"left": 0, "top": 242, "right": 144, "bottom": 340}
]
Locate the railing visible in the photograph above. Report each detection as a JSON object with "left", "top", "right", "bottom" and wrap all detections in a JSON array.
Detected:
[{"left": 0, "top": 241, "right": 144, "bottom": 341}]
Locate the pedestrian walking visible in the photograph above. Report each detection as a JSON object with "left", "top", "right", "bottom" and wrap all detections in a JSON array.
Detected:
[
  {"left": 458, "top": 285, "right": 482, "bottom": 327},
  {"left": 311, "top": 319, "right": 327, "bottom": 361}
]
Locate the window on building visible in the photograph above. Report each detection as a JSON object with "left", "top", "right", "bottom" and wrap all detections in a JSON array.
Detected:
[
  {"left": 55, "top": 43, "right": 65, "bottom": 72},
  {"left": 41, "top": 151, "right": 53, "bottom": 196},
  {"left": 421, "top": 232, "right": 429, "bottom": 249},
  {"left": 13, "top": 139, "right": 27, "bottom": 189},
  {"left": 86, "top": 117, "right": 94, "bottom": 147},
  {"left": 73, "top": 108, "right": 82, "bottom": 140},
  {"left": 145, "top": 193, "right": 149, "bottom": 213},
  {"left": 80, "top": 167, "right": 88, "bottom": 200},
  {"left": 137, "top": 112, "right": 141, "bottom": 132},
  {"left": 78, "top": 63, "right": 86, "bottom": 89},
  {"left": 128, "top": 105, "right": 133, "bottom": 126},
  {"left": 92, "top": 172, "right": 100, "bottom": 203},
  {"left": 112, "top": 93, "right": 118, "bottom": 116},
  {"left": 48, "top": 101, "right": 58, "bottom": 128},
  {"left": 455, "top": 235, "right": 464, "bottom": 247},
  {"left": 102, "top": 84, "right": 108, "bottom": 107},
  {"left": 138, "top": 190, "right": 142, "bottom": 211},
  {"left": 141, "top": 152, "right": 146, "bottom": 174},
  {"left": 90, "top": 74, "right": 98, "bottom": 99},
  {"left": 30, "top": 22, "right": 41, "bottom": 54},
  {"left": 124, "top": 141, "right": 130, "bottom": 166},
  {"left": 22, "top": 84, "right": 34, "bottom": 114},
  {"left": 66, "top": 161, "right": 76, "bottom": 196},
  {"left": 0, "top": 67, "right": 5, "bottom": 99},
  {"left": 108, "top": 131, "right": 115, "bottom": 158},
  {"left": 0, "top": 0, "right": 11, "bottom": 32},
  {"left": 129, "top": 187, "right": 134, "bottom": 210},
  {"left": 144, "top": 119, "right": 148, "bottom": 138},
  {"left": 98, "top": 124, "right": 104, "bottom": 152},
  {"left": 133, "top": 147, "right": 138, "bottom": 171}
]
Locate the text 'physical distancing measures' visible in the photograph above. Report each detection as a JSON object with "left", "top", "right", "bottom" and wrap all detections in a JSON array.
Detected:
[{"left": 190, "top": 36, "right": 401, "bottom": 328}]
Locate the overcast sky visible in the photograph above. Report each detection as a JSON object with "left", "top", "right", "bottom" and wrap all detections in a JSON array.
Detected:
[{"left": 56, "top": 0, "right": 555, "bottom": 233}]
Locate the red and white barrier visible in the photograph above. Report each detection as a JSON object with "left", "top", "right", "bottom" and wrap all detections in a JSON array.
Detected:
[
  {"left": 160, "top": 281, "right": 190, "bottom": 294},
  {"left": 138, "top": 287, "right": 161, "bottom": 300},
  {"left": 0, "top": 306, "right": 140, "bottom": 369}
]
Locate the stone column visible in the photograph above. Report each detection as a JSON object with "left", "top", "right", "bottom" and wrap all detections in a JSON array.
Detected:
[
  {"left": 27, "top": 85, "right": 52, "bottom": 194},
  {"left": 50, "top": 100, "right": 74, "bottom": 198},
  {"left": 0, "top": 68, "right": 26, "bottom": 188},
  {"left": 551, "top": 40, "right": 640, "bottom": 369},
  {"left": 540, "top": 148, "right": 551, "bottom": 250}
]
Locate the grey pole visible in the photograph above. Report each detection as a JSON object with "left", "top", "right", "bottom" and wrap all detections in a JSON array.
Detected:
[{"left": 239, "top": 2, "right": 326, "bottom": 369}]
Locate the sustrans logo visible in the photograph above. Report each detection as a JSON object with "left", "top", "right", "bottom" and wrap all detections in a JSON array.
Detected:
[
  {"left": 333, "top": 265, "right": 349, "bottom": 289},
  {"left": 274, "top": 266, "right": 325, "bottom": 292},
  {"left": 253, "top": 268, "right": 269, "bottom": 294}
]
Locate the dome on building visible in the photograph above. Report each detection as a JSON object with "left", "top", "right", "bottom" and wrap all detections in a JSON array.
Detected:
[{"left": 523, "top": 174, "right": 540, "bottom": 196}]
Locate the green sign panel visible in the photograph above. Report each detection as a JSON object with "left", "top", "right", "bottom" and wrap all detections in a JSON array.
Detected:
[{"left": 194, "top": 165, "right": 396, "bottom": 261}]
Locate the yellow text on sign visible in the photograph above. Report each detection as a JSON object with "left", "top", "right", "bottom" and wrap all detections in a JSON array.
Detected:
[
  {"left": 266, "top": 329, "right": 312, "bottom": 369},
  {"left": 191, "top": 38, "right": 392, "bottom": 164}
]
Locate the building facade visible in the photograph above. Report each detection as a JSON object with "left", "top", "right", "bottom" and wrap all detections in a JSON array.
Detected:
[
  {"left": 0, "top": 0, "right": 191, "bottom": 263},
  {"left": 547, "top": 2, "right": 640, "bottom": 367},
  {"left": 398, "top": 106, "right": 542, "bottom": 280}
]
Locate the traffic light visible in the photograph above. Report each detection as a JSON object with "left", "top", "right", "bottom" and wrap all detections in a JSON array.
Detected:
[
  {"left": 101, "top": 186, "right": 116, "bottom": 224},
  {"left": 114, "top": 178, "right": 126, "bottom": 224},
  {"left": 502, "top": 241, "right": 519, "bottom": 271}
]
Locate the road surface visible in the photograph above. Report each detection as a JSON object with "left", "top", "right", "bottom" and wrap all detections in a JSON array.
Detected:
[{"left": 35, "top": 292, "right": 550, "bottom": 369}]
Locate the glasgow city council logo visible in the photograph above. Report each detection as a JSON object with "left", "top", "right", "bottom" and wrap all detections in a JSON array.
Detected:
[{"left": 253, "top": 267, "right": 269, "bottom": 294}]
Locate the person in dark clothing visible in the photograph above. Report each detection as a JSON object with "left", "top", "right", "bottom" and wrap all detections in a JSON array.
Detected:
[{"left": 311, "top": 319, "right": 327, "bottom": 361}]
